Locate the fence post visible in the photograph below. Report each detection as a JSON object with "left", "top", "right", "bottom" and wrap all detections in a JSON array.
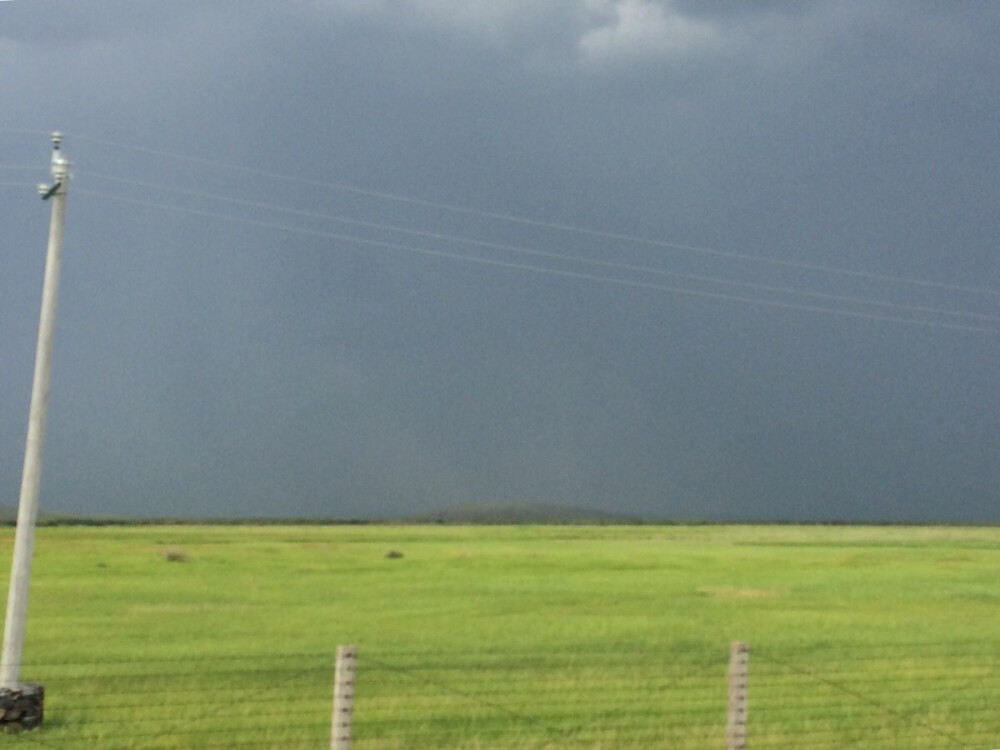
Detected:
[
  {"left": 727, "top": 641, "right": 749, "bottom": 750},
  {"left": 331, "top": 645, "right": 357, "bottom": 750}
]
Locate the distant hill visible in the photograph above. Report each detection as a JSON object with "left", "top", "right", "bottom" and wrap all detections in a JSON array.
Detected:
[{"left": 408, "top": 500, "right": 644, "bottom": 525}]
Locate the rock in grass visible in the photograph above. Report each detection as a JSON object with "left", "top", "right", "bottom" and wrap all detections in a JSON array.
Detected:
[
  {"left": 162, "top": 547, "right": 189, "bottom": 562},
  {"left": 0, "top": 683, "right": 44, "bottom": 732}
]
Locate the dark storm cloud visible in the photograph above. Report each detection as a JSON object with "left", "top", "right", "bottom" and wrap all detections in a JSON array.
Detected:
[
  {"left": 0, "top": 1, "right": 254, "bottom": 43},
  {"left": 1, "top": 1, "right": 997, "bottom": 521}
]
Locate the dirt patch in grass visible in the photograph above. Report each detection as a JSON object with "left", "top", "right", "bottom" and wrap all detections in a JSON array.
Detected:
[{"left": 698, "top": 586, "right": 778, "bottom": 598}]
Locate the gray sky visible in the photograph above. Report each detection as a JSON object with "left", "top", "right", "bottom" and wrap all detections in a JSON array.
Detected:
[{"left": 1, "top": 0, "right": 997, "bottom": 521}]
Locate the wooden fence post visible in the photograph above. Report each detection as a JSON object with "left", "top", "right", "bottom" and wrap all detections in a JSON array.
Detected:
[
  {"left": 331, "top": 645, "right": 357, "bottom": 750},
  {"left": 727, "top": 641, "right": 749, "bottom": 750}
]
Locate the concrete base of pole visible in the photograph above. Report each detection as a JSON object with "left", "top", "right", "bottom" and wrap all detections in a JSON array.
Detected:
[{"left": 0, "top": 684, "right": 44, "bottom": 732}]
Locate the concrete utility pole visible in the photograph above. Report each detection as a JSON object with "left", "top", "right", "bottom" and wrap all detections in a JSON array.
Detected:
[{"left": 0, "top": 133, "right": 70, "bottom": 690}]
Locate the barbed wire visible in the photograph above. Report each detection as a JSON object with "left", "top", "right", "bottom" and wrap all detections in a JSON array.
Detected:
[{"left": 4, "top": 640, "right": 997, "bottom": 748}]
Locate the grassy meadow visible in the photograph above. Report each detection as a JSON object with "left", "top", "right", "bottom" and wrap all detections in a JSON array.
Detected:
[{"left": 1, "top": 523, "right": 998, "bottom": 747}]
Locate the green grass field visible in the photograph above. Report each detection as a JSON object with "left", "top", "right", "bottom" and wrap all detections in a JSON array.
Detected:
[{"left": 2, "top": 524, "right": 998, "bottom": 748}]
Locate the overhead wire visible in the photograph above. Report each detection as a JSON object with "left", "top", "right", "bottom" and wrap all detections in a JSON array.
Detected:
[
  {"left": 5, "top": 129, "right": 997, "bottom": 330},
  {"left": 74, "top": 187, "right": 1000, "bottom": 334},
  {"left": 76, "top": 169, "right": 1000, "bottom": 327},
  {"left": 57, "top": 130, "right": 1000, "bottom": 298},
  {"left": 0, "top": 159, "right": 45, "bottom": 189}
]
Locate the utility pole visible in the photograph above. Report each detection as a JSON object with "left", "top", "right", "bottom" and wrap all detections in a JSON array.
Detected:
[{"left": 0, "top": 133, "right": 70, "bottom": 691}]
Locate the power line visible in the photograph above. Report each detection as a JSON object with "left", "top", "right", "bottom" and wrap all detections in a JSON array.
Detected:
[
  {"left": 0, "top": 129, "right": 51, "bottom": 137},
  {"left": 74, "top": 187, "right": 1000, "bottom": 334},
  {"left": 77, "top": 170, "right": 1000, "bottom": 326},
  {"left": 8, "top": 129, "right": 997, "bottom": 324},
  {"left": 58, "top": 131, "right": 1000, "bottom": 298}
]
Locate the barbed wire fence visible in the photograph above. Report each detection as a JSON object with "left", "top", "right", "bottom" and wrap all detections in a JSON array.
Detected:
[
  {"left": 749, "top": 641, "right": 1000, "bottom": 749},
  {"left": 2, "top": 640, "right": 997, "bottom": 748},
  {"left": 6, "top": 653, "right": 335, "bottom": 748}
]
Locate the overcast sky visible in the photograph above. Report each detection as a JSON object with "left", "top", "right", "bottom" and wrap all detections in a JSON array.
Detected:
[{"left": 1, "top": 0, "right": 998, "bottom": 521}]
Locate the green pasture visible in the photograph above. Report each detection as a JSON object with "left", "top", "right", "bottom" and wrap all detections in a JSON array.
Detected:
[{"left": 1, "top": 524, "right": 998, "bottom": 748}]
